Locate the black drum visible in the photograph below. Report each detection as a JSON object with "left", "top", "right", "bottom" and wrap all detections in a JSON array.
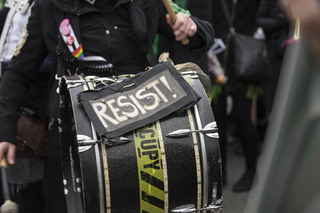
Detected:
[{"left": 57, "top": 64, "right": 222, "bottom": 213}]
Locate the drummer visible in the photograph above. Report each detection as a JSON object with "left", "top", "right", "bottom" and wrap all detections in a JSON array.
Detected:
[{"left": 0, "top": 0, "right": 213, "bottom": 212}]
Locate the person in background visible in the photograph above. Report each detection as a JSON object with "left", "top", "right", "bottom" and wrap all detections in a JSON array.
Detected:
[
  {"left": 211, "top": 0, "right": 260, "bottom": 192},
  {"left": 255, "top": 0, "right": 289, "bottom": 145},
  {"left": 0, "top": 0, "right": 214, "bottom": 212},
  {"left": 0, "top": 0, "right": 55, "bottom": 212}
]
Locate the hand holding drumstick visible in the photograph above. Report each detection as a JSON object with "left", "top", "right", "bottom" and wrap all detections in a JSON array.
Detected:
[
  {"left": 162, "top": 0, "right": 196, "bottom": 45},
  {"left": 0, "top": 158, "right": 18, "bottom": 213}
]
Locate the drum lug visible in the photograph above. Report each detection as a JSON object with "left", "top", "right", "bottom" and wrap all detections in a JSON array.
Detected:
[
  {"left": 77, "top": 134, "right": 94, "bottom": 152},
  {"left": 166, "top": 122, "right": 218, "bottom": 138},
  {"left": 204, "top": 121, "right": 220, "bottom": 139}
]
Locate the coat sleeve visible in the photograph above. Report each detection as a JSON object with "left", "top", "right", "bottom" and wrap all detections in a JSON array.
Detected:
[
  {"left": 145, "top": 0, "right": 214, "bottom": 52},
  {"left": 0, "top": 0, "right": 49, "bottom": 144}
]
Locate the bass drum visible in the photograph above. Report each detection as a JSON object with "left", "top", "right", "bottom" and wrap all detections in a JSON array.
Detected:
[{"left": 58, "top": 72, "right": 222, "bottom": 213}]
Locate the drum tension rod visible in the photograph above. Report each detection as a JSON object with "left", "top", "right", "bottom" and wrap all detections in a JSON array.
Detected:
[
  {"left": 166, "top": 121, "right": 219, "bottom": 138},
  {"left": 77, "top": 137, "right": 132, "bottom": 147}
]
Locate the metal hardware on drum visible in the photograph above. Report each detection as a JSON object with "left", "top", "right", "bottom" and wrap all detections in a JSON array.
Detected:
[
  {"left": 171, "top": 198, "right": 223, "bottom": 213},
  {"left": 194, "top": 104, "right": 209, "bottom": 208},
  {"left": 204, "top": 121, "right": 220, "bottom": 139},
  {"left": 66, "top": 79, "right": 86, "bottom": 84},
  {"left": 166, "top": 126, "right": 218, "bottom": 138},
  {"left": 65, "top": 76, "right": 117, "bottom": 89},
  {"left": 84, "top": 76, "right": 97, "bottom": 90},
  {"left": 180, "top": 70, "right": 198, "bottom": 78},
  {"left": 77, "top": 139, "right": 97, "bottom": 146},
  {"left": 66, "top": 79, "right": 85, "bottom": 89},
  {"left": 77, "top": 136, "right": 132, "bottom": 147}
]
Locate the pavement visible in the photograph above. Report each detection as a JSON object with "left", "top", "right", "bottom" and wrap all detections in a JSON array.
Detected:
[{"left": 221, "top": 141, "right": 251, "bottom": 213}]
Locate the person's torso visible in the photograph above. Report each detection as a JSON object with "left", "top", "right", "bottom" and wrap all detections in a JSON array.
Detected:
[{"left": 53, "top": 0, "right": 158, "bottom": 76}]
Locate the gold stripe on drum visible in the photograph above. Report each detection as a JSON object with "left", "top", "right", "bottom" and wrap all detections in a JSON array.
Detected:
[
  {"left": 155, "top": 120, "right": 169, "bottom": 213},
  {"left": 187, "top": 109, "right": 202, "bottom": 210},
  {"left": 100, "top": 142, "right": 112, "bottom": 213},
  {"left": 134, "top": 123, "right": 165, "bottom": 213}
]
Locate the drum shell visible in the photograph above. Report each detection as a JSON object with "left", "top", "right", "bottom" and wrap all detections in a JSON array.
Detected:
[{"left": 58, "top": 75, "right": 222, "bottom": 212}]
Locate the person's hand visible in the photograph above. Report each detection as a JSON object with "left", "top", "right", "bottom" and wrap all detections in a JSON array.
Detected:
[
  {"left": 166, "top": 12, "right": 197, "bottom": 42},
  {"left": 0, "top": 142, "right": 16, "bottom": 165}
]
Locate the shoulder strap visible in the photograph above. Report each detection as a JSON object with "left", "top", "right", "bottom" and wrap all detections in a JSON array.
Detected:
[{"left": 220, "top": 0, "right": 237, "bottom": 34}]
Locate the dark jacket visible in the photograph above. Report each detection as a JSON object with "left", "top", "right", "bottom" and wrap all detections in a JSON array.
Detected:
[
  {"left": 256, "top": 0, "right": 288, "bottom": 36},
  {"left": 256, "top": 0, "right": 289, "bottom": 59},
  {"left": 0, "top": 0, "right": 214, "bottom": 144},
  {"left": 0, "top": 1, "right": 56, "bottom": 119}
]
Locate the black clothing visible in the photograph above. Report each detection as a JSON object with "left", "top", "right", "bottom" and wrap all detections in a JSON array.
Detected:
[
  {"left": 256, "top": 0, "right": 288, "bottom": 36},
  {"left": 255, "top": 0, "right": 289, "bottom": 142},
  {"left": 211, "top": 0, "right": 260, "bottom": 43},
  {"left": 0, "top": 6, "right": 9, "bottom": 33},
  {"left": 211, "top": 0, "right": 260, "bottom": 186},
  {"left": 0, "top": 3, "right": 54, "bottom": 213},
  {"left": 1, "top": 54, "right": 55, "bottom": 120},
  {"left": 0, "top": 0, "right": 214, "bottom": 145}
]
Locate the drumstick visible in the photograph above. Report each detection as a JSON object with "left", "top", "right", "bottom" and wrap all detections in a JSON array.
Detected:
[
  {"left": 161, "top": 0, "right": 190, "bottom": 45},
  {"left": 0, "top": 158, "right": 18, "bottom": 213}
]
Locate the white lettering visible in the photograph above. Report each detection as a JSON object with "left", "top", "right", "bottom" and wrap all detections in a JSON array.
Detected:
[
  {"left": 146, "top": 79, "right": 169, "bottom": 103},
  {"left": 159, "top": 75, "right": 172, "bottom": 92},
  {"left": 129, "top": 95, "right": 147, "bottom": 114},
  {"left": 106, "top": 99, "right": 128, "bottom": 123},
  {"left": 91, "top": 102, "right": 119, "bottom": 128},
  {"left": 135, "top": 87, "right": 160, "bottom": 111},
  {"left": 117, "top": 96, "right": 139, "bottom": 118}
]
